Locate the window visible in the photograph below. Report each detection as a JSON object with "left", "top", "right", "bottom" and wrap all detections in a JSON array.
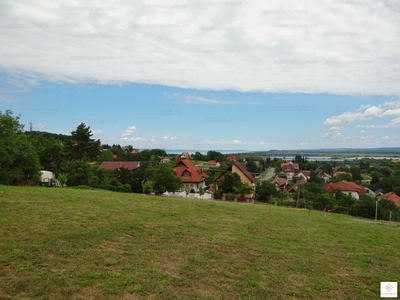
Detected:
[{"left": 183, "top": 171, "right": 190, "bottom": 177}]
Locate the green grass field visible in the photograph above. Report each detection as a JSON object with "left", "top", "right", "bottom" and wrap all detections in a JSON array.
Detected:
[{"left": 0, "top": 186, "right": 399, "bottom": 299}]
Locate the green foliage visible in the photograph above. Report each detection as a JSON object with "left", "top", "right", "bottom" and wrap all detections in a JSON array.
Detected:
[
  {"left": 57, "top": 173, "right": 69, "bottom": 186},
  {"left": 70, "top": 123, "right": 101, "bottom": 161},
  {"left": 331, "top": 173, "right": 353, "bottom": 183},
  {"left": 0, "top": 110, "right": 40, "bottom": 184},
  {"left": 350, "top": 166, "right": 362, "bottom": 182},
  {"left": 256, "top": 181, "right": 278, "bottom": 202},
  {"left": 199, "top": 186, "right": 205, "bottom": 199},
  {"left": 98, "top": 150, "right": 114, "bottom": 162},
  {"left": 145, "top": 164, "right": 182, "bottom": 195},
  {"left": 221, "top": 172, "right": 242, "bottom": 194},
  {"left": 245, "top": 158, "right": 258, "bottom": 175},
  {"left": 234, "top": 183, "right": 254, "bottom": 197}
]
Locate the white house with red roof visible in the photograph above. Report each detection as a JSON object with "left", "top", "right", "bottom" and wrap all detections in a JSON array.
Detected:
[
  {"left": 323, "top": 181, "right": 365, "bottom": 200},
  {"left": 173, "top": 157, "right": 209, "bottom": 192}
]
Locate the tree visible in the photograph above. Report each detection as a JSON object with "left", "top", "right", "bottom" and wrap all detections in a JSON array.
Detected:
[
  {"left": 145, "top": 164, "right": 182, "bottom": 195},
  {"left": 234, "top": 183, "right": 254, "bottom": 198},
  {"left": 221, "top": 172, "right": 242, "bottom": 194},
  {"left": 199, "top": 186, "right": 205, "bottom": 201},
  {"left": 57, "top": 173, "right": 69, "bottom": 186},
  {"left": 256, "top": 181, "right": 278, "bottom": 202},
  {"left": 246, "top": 158, "right": 258, "bottom": 175},
  {"left": 350, "top": 166, "right": 362, "bottom": 182},
  {"left": 70, "top": 123, "right": 101, "bottom": 161},
  {"left": 0, "top": 110, "right": 40, "bottom": 184},
  {"left": 185, "top": 186, "right": 190, "bottom": 198}
]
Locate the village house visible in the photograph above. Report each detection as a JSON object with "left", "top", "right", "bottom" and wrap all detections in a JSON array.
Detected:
[
  {"left": 287, "top": 178, "right": 307, "bottom": 193},
  {"left": 323, "top": 181, "right": 366, "bottom": 200},
  {"left": 214, "top": 161, "right": 257, "bottom": 199},
  {"left": 160, "top": 157, "right": 171, "bottom": 164},
  {"left": 294, "top": 170, "right": 311, "bottom": 182},
  {"left": 98, "top": 161, "right": 141, "bottom": 171},
  {"left": 280, "top": 162, "right": 299, "bottom": 179},
  {"left": 377, "top": 192, "right": 400, "bottom": 207},
  {"left": 208, "top": 160, "right": 220, "bottom": 168},
  {"left": 173, "top": 157, "right": 208, "bottom": 192},
  {"left": 314, "top": 167, "right": 332, "bottom": 182},
  {"left": 226, "top": 155, "right": 241, "bottom": 162},
  {"left": 271, "top": 177, "right": 287, "bottom": 191}
]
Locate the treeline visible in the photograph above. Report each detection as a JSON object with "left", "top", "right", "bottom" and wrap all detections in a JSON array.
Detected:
[{"left": 0, "top": 110, "right": 180, "bottom": 193}]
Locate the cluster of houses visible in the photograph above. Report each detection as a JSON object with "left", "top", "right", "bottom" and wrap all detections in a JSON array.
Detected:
[
  {"left": 269, "top": 161, "right": 400, "bottom": 207},
  {"left": 97, "top": 153, "right": 400, "bottom": 207},
  {"left": 98, "top": 152, "right": 257, "bottom": 200}
]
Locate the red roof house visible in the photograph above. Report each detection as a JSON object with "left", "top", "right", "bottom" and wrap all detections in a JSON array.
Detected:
[
  {"left": 323, "top": 181, "right": 365, "bottom": 199},
  {"left": 174, "top": 157, "right": 209, "bottom": 192},
  {"left": 271, "top": 177, "right": 287, "bottom": 191},
  {"left": 377, "top": 192, "right": 400, "bottom": 207},
  {"left": 98, "top": 161, "right": 141, "bottom": 171}
]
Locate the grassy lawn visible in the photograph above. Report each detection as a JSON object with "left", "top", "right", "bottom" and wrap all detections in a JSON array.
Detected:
[{"left": 0, "top": 186, "right": 399, "bottom": 299}]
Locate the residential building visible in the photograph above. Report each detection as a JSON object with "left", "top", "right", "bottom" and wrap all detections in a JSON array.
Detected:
[
  {"left": 324, "top": 181, "right": 365, "bottom": 200},
  {"left": 215, "top": 161, "right": 257, "bottom": 198},
  {"left": 173, "top": 157, "right": 208, "bottom": 192},
  {"left": 98, "top": 161, "right": 141, "bottom": 171},
  {"left": 377, "top": 192, "right": 400, "bottom": 207}
]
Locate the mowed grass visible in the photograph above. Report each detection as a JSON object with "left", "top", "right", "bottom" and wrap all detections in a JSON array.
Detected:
[{"left": 0, "top": 186, "right": 399, "bottom": 299}]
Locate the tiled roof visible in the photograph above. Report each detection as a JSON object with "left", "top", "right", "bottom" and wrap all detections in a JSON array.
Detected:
[
  {"left": 226, "top": 155, "right": 241, "bottom": 161},
  {"left": 98, "top": 161, "right": 140, "bottom": 170},
  {"left": 214, "top": 161, "right": 257, "bottom": 185},
  {"left": 281, "top": 162, "right": 299, "bottom": 171},
  {"left": 377, "top": 192, "right": 400, "bottom": 207},
  {"left": 288, "top": 178, "right": 306, "bottom": 192},
  {"left": 272, "top": 177, "right": 287, "bottom": 187},
  {"left": 233, "top": 161, "right": 257, "bottom": 184},
  {"left": 324, "top": 181, "right": 365, "bottom": 195},
  {"left": 174, "top": 159, "right": 209, "bottom": 183}
]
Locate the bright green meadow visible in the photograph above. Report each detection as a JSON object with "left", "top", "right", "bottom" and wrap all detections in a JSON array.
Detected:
[{"left": 0, "top": 186, "right": 399, "bottom": 299}]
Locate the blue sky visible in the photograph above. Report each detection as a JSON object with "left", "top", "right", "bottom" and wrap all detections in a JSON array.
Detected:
[{"left": 1, "top": 0, "right": 400, "bottom": 151}]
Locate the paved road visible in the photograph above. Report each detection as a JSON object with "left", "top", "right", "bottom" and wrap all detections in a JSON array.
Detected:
[{"left": 259, "top": 167, "right": 275, "bottom": 182}]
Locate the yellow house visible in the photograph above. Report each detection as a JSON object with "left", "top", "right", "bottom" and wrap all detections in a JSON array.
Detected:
[{"left": 215, "top": 161, "right": 257, "bottom": 199}]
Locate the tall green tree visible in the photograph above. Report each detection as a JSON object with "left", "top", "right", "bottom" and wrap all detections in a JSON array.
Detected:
[
  {"left": 70, "top": 123, "right": 101, "bottom": 161},
  {"left": 221, "top": 172, "right": 242, "bottom": 194},
  {"left": 0, "top": 110, "right": 40, "bottom": 184},
  {"left": 144, "top": 164, "right": 182, "bottom": 195}
]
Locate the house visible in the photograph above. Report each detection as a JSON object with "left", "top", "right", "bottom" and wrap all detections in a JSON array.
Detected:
[
  {"left": 377, "top": 192, "right": 400, "bottom": 207},
  {"left": 98, "top": 161, "right": 141, "bottom": 171},
  {"left": 271, "top": 177, "right": 287, "bottom": 191},
  {"left": 214, "top": 161, "right": 257, "bottom": 198},
  {"left": 131, "top": 148, "right": 140, "bottom": 154},
  {"left": 323, "top": 181, "right": 365, "bottom": 200},
  {"left": 226, "top": 155, "right": 241, "bottom": 162},
  {"left": 315, "top": 167, "right": 332, "bottom": 182},
  {"left": 112, "top": 154, "right": 118, "bottom": 159},
  {"left": 295, "top": 170, "right": 311, "bottom": 181},
  {"left": 287, "top": 178, "right": 307, "bottom": 193},
  {"left": 208, "top": 160, "right": 220, "bottom": 168},
  {"left": 180, "top": 152, "right": 191, "bottom": 159},
  {"left": 280, "top": 162, "right": 299, "bottom": 179},
  {"left": 332, "top": 166, "right": 349, "bottom": 177},
  {"left": 160, "top": 158, "right": 171, "bottom": 164},
  {"left": 173, "top": 157, "right": 209, "bottom": 192}
]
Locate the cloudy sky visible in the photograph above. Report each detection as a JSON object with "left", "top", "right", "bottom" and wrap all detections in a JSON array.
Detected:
[{"left": 1, "top": 0, "right": 400, "bottom": 151}]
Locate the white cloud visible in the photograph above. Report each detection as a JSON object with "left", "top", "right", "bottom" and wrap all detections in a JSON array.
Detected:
[
  {"left": 383, "top": 136, "right": 390, "bottom": 140},
  {"left": 122, "top": 126, "right": 136, "bottom": 137},
  {"left": 1, "top": 0, "right": 399, "bottom": 95},
  {"left": 37, "top": 122, "right": 45, "bottom": 129},
  {"left": 231, "top": 139, "right": 241, "bottom": 145}
]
